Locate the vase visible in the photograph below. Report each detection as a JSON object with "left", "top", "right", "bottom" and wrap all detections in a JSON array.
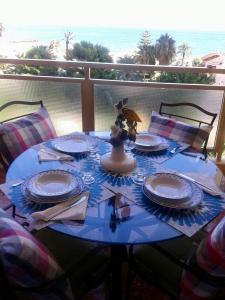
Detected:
[{"left": 100, "top": 143, "right": 136, "bottom": 173}]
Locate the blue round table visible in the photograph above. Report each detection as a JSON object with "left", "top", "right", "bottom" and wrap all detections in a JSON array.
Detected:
[
  {"left": 6, "top": 143, "right": 218, "bottom": 245},
  {"left": 6, "top": 139, "right": 220, "bottom": 300}
]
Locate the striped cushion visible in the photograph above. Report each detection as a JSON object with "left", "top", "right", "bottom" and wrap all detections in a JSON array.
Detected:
[
  {"left": 196, "top": 217, "right": 225, "bottom": 277},
  {"left": 0, "top": 208, "right": 73, "bottom": 300},
  {"left": 148, "top": 111, "right": 212, "bottom": 151},
  {"left": 180, "top": 217, "right": 225, "bottom": 299},
  {"left": 0, "top": 107, "right": 57, "bottom": 166}
]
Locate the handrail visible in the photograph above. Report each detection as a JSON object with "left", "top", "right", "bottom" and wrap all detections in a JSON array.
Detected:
[
  {"left": 1, "top": 58, "right": 225, "bottom": 74},
  {"left": 0, "top": 58, "right": 225, "bottom": 161}
]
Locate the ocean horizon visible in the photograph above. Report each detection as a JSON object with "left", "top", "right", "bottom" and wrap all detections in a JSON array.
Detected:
[{"left": 3, "top": 24, "right": 225, "bottom": 61}]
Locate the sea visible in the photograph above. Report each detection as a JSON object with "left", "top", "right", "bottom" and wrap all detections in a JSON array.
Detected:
[{"left": 3, "top": 25, "right": 225, "bottom": 61}]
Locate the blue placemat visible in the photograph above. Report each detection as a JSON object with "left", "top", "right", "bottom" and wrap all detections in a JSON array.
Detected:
[
  {"left": 7, "top": 167, "right": 114, "bottom": 216},
  {"left": 102, "top": 178, "right": 225, "bottom": 237}
]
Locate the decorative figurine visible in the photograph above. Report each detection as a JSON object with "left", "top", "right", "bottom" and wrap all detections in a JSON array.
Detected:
[
  {"left": 100, "top": 98, "right": 142, "bottom": 173},
  {"left": 110, "top": 98, "right": 141, "bottom": 148}
]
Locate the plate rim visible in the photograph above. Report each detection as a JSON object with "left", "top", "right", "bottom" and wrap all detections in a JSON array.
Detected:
[
  {"left": 143, "top": 172, "right": 193, "bottom": 200},
  {"left": 135, "top": 133, "right": 162, "bottom": 148},
  {"left": 135, "top": 142, "right": 169, "bottom": 153},
  {"left": 22, "top": 173, "right": 84, "bottom": 204},
  {"left": 52, "top": 135, "right": 89, "bottom": 154},
  {"left": 142, "top": 181, "right": 203, "bottom": 209},
  {"left": 26, "top": 170, "right": 79, "bottom": 197}
]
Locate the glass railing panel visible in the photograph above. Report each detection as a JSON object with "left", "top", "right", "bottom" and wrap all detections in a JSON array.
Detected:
[
  {"left": 95, "top": 85, "right": 223, "bottom": 148},
  {"left": 0, "top": 79, "right": 82, "bottom": 136}
]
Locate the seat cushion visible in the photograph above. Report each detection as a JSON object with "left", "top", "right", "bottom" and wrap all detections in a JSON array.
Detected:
[
  {"left": 148, "top": 111, "right": 212, "bottom": 151},
  {"left": 0, "top": 107, "right": 57, "bottom": 167},
  {"left": 0, "top": 208, "right": 73, "bottom": 300}
]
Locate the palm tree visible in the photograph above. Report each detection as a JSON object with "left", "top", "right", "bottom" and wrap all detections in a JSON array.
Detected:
[
  {"left": 177, "top": 43, "right": 191, "bottom": 65},
  {"left": 64, "top": 31, "right": 74, "bottom": 60},
  {"left": 155, "top": 33, "right": 176, "bottom": 65}
]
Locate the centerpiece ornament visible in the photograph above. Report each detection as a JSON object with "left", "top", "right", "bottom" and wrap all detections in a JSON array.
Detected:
[{"left": 100, "top": 98, "right": 141, "bottom": 173}]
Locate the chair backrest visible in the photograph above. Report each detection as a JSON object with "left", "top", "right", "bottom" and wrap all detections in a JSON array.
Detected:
[
  {"left": 159, "top": 102, "right": 217, "bottom": 155},
  {"left": 0, "top": 207, "right": 72, "bottom": 300},
  {"left": 0, "top": 100, "right": 43, "bottom": 123},
  {"left": 0, "top": 100, "right": 56, "bottom": 171}
]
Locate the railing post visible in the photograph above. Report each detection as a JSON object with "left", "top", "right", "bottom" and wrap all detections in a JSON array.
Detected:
[
  {"left": 81, "top": 66, "right": 94, "bottom": 132},
  {"left": 215, "top": 90, "right": 225, "bottom": 162}
]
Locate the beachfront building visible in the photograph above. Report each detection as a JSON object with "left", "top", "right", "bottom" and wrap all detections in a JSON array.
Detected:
[{"left": 202, "top": 53, "right": 225, "bottom": 85}]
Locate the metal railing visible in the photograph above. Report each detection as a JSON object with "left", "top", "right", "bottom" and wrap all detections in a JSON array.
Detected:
[{"left": 0, "top": 58, "right": 225, "bottom": 161}]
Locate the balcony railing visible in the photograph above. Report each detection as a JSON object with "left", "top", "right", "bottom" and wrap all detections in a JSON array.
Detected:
[{"left": 0, "top": 58, "right": 225, "bottom": 162}]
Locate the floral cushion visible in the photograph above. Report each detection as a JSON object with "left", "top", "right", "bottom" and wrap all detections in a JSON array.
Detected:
[
  {"left": 148, "top": 111, "right": 212, "bottom": 151},
  {"left": 0, "top": 208, "right": 73, "bottom": 299},
  {"left": 0, "top": 106, "right": 57, "bottom": 167}
]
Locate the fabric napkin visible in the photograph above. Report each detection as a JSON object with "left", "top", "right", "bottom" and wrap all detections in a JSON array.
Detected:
[
  {"left": 31, "top": 192, "right": 89, "bottom": 222},
  {"left": 38, "top": 148, "right": 74, "bottom": 162},
  {"left": 183, "top": 172, "right": 224, "bottom": 197}
]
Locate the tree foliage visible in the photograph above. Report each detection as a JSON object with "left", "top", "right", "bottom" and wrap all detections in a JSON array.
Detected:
[
  {"left": 70, "top": 41, "right": 115, "bottom": 78},
  {"left": 72, "top": 41, "right": 113, "bottom": 63},
  {"left": 177, "top": 43, "right": 192, "bottom": 65},
  {"left": 157, "top": 71, "right": 215, "bottom": 84},
  {"left": 135, "top": 31, "right": 155, "bottom": 65},
  {"left": 6, "top": 45, "right": 58, "bottom": 75},
  {"left": 64, "top": 31, "right": 74, "bottom": 60},
  {"left": 0, "top": 28, "right": 216, "bottom": 84},
  {"left": 155, "top": 33, "right": 176, "bottom": 65},
  {"left": 116, "top": 55, "right": 141, "bottom": 80}
]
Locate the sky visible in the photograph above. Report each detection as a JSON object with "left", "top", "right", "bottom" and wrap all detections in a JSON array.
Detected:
[{"left": 1, "top": 0, "right": 225, "bottom": 31}]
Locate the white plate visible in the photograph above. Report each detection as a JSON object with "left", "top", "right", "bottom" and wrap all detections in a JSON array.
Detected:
[
  {"left": 143, "top": 182, "right": 203, "bottom": 209},
  {"left": 52, "top": 135, "right": 89, "bottom": 154},
  {"left": 27, "top": 170, "right": 78, "bottom": 197},
  {"left": 135, "top": 134, "right": 162, "bottom": 148},
  {"left": 22, "top": 173, "right": 84, "bottom": 203},
  {"left": 144, "top": 173, "right": 192, "bottom": 200},
  {"left": 135, "top": 142, "right": 169, "bottom": 153}
]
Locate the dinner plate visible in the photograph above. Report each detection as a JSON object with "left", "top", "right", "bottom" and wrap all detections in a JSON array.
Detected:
[
  {"left": 143, "top": 182, "right": 203, "bottom": 209},
  {"left": 135, "top": 142, "right": 169, "bottom": 153},
  {"left": 135, "top": 134, "right": 162, "bottom": 148},
  {"left": 52, "top": 135, "right": 89, "bottom": 154},
  {"left": 144, "top": 173, "right": 192, "bottom": 201},
  {"left": 27, "top": 170, "right": 79, "bottom": 198},
  {"left": 22, "top": 174, "right": 84, "bottom": 204}
]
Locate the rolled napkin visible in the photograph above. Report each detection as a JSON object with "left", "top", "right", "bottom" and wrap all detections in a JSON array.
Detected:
[
  {"left": 38, "top": 148, "right": 74, "bottom": 162},
  {"left": 31, "top": 192, "right": 89, "bottom": 221}
]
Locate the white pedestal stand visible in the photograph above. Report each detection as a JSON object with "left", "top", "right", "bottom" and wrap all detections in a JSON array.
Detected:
[{"left": 100, "top": 143, "right": 136, "bottom": 173}]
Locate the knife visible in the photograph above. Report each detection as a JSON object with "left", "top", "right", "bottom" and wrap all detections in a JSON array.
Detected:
[{"left": 44, "top": 194, "right": 87, "bottom": 221}]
